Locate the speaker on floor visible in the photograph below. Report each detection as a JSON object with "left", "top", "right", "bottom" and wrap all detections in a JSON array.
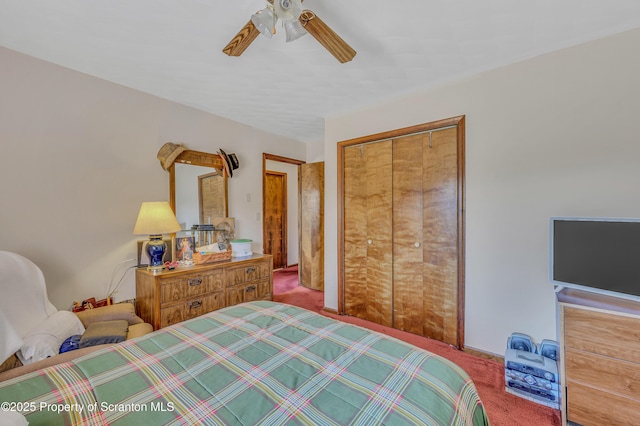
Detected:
[
  {"left": 538, "top": 339, "right": 559, "bottom": 361},
  {"left": 507, "top": 332, "right": 536, "bottom": 353}
]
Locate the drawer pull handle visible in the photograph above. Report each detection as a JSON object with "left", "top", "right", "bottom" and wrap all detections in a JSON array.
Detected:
[
  {"left": 189, "top": 300, "right": 202, "bottom": 309},
  {"left": 245, "top": 266, "right": 256, "bottom": 274},
  {"left": 245, "top": 285, "right": 256, "bottom": 293},
  {"left": 189, "top": 278, "right": 202, "bottom": 286}
]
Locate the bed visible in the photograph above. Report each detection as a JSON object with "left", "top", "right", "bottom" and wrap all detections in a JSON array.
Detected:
[{"left": 0, "top": 301, "right": 489, "bottom": 425}]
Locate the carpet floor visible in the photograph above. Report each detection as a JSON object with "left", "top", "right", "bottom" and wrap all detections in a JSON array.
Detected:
[{"left": 273, "top": 267, "right": 562, "bottom": 426}]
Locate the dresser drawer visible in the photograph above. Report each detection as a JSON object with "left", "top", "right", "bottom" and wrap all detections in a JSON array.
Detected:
[
  {"left": 567, "top": 380, "right": 640, "bottom": 426},
  {"left": 226, "top": 278, "right": 271, "bottom": 306},
  {"left": 564, "top": 307, "right": 640, "bottom": 363},
  {"left": 159, "top": 269, "right": 225, "bottom": 305},
  {"left": 160, "top": 292, "right": 225, "bottom": 328},
  {"left": 565, "top": 347, "right": 640, "bottom": 400},
  {"left": 136, "top": 255, "right": 273, "bottom": 330},
  {"left": 226, "top": 261, "right": 270, "bottom": 286}
]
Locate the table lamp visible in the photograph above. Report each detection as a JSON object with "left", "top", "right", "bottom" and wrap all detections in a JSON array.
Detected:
[{"left": 133, "top": 201, "right": 182, "bottom": 272}]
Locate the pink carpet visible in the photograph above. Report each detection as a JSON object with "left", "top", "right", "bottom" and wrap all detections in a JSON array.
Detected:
[
  {"left": 273, "top": 272, "right": 561, "bottom": 426},
  {"left": 272, "top": 266, "right": 300, "bottom": 293}
]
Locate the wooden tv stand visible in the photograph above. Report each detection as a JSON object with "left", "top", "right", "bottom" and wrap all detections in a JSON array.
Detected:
[{"left": 557, "top": 288, "right": 640, "bottom": 425}]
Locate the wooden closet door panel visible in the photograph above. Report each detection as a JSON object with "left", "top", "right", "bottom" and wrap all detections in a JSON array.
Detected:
[
  {"left": 422, "top": 127, "right": 459, "bottom": 346},
  {"left": 392, "top": 134, "right": 425, "bottom": 334},
  {"left": 344, "top": 142, "right": 393, "bottom": 326},
  {"left": 344, "top": 145, "right": 369, "bottom": 319},
  {"left": 365, "top": 141, "right": 393, "bottom": 326}
]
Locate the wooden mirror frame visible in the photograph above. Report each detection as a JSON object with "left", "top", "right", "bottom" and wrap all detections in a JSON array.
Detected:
[{"left": 169, "top": 149, "right": 228, "bottom": 217}]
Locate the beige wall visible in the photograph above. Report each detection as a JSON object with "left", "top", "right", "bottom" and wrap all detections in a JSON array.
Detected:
[
  {"left": 324, "top": 28, "right": 640, "bottom": 355},
  {"left": 0, "top": 46, "right": 306, "bottom": 309}
]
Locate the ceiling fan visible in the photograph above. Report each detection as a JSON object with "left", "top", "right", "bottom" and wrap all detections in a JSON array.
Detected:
[{"left": 222, "top": 0, "right": 356, "bottom": 63}]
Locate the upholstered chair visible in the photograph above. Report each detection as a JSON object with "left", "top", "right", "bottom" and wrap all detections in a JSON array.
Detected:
[{"left": 0, "top": 251, "right": 152, "bottom": 381}]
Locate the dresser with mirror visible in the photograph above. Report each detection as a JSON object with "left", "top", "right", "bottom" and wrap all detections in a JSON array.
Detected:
[{"left": 136, "top": 148, "right": 273, "bottom": 329}]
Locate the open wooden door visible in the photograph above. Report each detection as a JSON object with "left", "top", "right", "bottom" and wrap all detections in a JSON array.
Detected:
[{"left": 299, "top": 162, "right": 324, "bottom": 290}]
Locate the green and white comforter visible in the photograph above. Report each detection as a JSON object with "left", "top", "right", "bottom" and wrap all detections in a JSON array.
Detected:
[{"left": 0, "top": 301, "right": 489, "bottom": 425}]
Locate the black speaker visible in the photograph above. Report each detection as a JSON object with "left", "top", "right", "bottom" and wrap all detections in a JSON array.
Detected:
[
  {"left": 539, "top": 339, "right": 559, "bottom": 361},
  {"left": 507, "top": 332, "right": 536, "bottom": 353}
]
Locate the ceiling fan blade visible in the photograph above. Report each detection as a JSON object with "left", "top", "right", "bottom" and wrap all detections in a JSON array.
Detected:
[
  {"left": 299, "top": 10, "right": 356, "bottom": 63},
  {"left": 222, "top": 20, "right": 260, "bottom": 57}
]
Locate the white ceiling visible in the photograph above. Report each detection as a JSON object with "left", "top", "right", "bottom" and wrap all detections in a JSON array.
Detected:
[{"left": 2, "top": 0, "right": 640, "bottom": 144}]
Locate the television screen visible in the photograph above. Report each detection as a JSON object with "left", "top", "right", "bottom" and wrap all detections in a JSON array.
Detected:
[{"left": 551, "top": 218, "right": 640, "bottom": 299}]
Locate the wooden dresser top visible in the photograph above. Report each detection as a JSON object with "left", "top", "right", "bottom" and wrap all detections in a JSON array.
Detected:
[
  {"left": 136, "top": 254, "right": 272, "bottom": 278},
  {"left": 557, "top": 287, "right": 640, "bottom": 317}
]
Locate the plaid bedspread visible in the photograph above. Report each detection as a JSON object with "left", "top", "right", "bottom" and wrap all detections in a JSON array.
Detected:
[{"left": 0, "top": 301, "right": 489, "bottom": 425}]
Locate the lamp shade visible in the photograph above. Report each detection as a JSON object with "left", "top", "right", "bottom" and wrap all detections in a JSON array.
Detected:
[
  {"left": 251, "top": 8, "right": 276, "bottom": 38},
  {"left": 133, "top": 202, "right": 182, "bottom": 236},
  {"left": 284, "top": 19, "right": 307, "bottom": 42}
]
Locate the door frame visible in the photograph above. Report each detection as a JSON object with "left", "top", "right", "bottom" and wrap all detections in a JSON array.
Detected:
[
  {"left": 262, "top": 153, "right": 306, "bottom": 267},
  {"left": 337, "top": 116, "right": 466, "bottom": 348}
]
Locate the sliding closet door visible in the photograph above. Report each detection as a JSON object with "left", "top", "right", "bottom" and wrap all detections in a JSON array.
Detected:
[
  {"left": 339, "top": 116, "right": 465, "bottom": 349},
  {"left": 393, "top": 127, "right": 460, "bottom": 346},
  {"left": 343, "top": 141, "right": 393, "bottom": 326},
  {"left": 392, "top": 134, "right": 426, "bottom": 335},
  {"left": 422, "top": 127, "right": 460, "bottom": 346}
]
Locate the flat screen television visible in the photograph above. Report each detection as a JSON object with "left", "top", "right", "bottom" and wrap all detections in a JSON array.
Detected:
[{"left": 551, "top": 217, "right": 640, "bottom": 301}]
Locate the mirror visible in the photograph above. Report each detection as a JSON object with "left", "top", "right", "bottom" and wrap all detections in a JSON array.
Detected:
[{"left": 170, "top": 150, "right": 228, "bottom": 231}]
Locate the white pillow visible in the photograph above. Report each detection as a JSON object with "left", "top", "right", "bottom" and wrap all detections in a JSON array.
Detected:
[
  {"left": 0, "top": 410, "right": 28, "bottom": 426},
  {"left": 0, "top": 310, "right": 23, "bottom": 363},
  {"left": 17, "top": 310, "right": 85, "bottom": 365}
]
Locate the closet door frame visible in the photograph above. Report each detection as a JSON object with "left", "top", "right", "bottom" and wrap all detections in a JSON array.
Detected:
[{"left": 337, "top": 115, "right": 466, "bottom": 349}]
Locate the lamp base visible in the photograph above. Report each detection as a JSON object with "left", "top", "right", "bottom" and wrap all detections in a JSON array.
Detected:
[{"left": 146, "top": 234, "right": 166, "bottom": 273}]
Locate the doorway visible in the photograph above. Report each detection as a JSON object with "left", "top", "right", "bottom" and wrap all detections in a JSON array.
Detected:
[{"left": 262, "top": 154, "right": 305, "bottom": 270}]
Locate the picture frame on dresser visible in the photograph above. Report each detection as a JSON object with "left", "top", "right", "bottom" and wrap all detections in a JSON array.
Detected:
[{"left": 175, "top": 233, "right": 195, "bottom": 261}]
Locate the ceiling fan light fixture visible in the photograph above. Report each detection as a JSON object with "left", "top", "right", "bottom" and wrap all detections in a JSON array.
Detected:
[
  {"left": 223, "top": 1, "right": 357, "bottom": 63},
  {"left": 273, "top": 0, "right": 303, "bottom": 23},
  {"left": 251, "top": 8, "right": 276, "bottom": 38},
  {"left": 284, "top": 20, "right": 307, "bottom": 42}
]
